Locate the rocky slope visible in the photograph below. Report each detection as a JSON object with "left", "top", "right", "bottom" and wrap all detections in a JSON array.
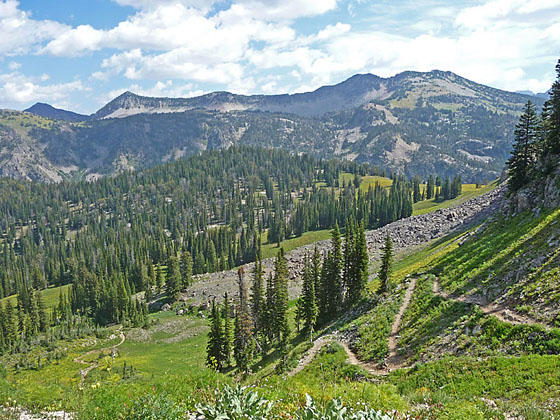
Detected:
[
  {"left": 7, "top": 70, "right": 544, "bottom": 183},
  {"left": 185, "top": 183, "right": 504, "bottom": 307}
]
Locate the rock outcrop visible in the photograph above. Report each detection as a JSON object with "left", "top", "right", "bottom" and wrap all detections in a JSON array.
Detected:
[{"left": 187, "top": 184, "right": 505, "bottom": 305}]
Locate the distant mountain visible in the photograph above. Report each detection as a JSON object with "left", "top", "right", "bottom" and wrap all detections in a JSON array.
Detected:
[
  {"left": 1, "top": 70, "right": 547, "bottom": 183},
  {"left": 94, "top": 73, "right": 388, "bottom": 119},
  {"left": 25, "top": 102, "right": 90, "bottom": 122}
]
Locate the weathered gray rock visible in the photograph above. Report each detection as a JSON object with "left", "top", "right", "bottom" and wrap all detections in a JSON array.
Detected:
[{"left": 187, "top": 184, "right": 505, "bottom": 305}]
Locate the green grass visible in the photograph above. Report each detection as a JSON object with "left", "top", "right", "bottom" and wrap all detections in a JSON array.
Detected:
[
  {"left": 1, "top": 284, "right": 72, "bottom": 310},
  {"left": 432, "top": 208, "right": 560, "bottom": 326},
  {"left": 412, "top": 181, "right": 498, "bottom": 216},
  {"left": 390, "top": 354, "right": 560, "bottom": 418},
  {"left": 261, "top": 229, "right": 331, "bottom": 259}
]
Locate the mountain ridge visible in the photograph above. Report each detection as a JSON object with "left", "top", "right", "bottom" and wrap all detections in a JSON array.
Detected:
[{"left": 4, "top": 69, "right": 546, "bottom": 183}]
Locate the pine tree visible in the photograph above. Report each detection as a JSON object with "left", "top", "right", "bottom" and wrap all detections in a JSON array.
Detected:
[
  {"left": 263, "top": 273, "right": 276, "bottom": 348},
  {"left": 300, "top": 256, "right": 318, "bottom": 339},
  {"left": 155, "top": 265, "right": 163, "bottom": 294},
  {"left": 234, "top": 267, "right": 255, "bottom": 372},
  {"left": 207, "top": 298, "right": 224, "bottom": 370},
  {"left": 165, "top": 256, "right": 181, "bottom": 302},
  {"left": 272, "top": 249, "right": 290, "bottom": 347},
  {"left": 352, "top": 221, "right": 368, "bottom": 301},
  {"left": 342, "top": 218, "right": 355, "bottom": 303},
  {"left": 544, "top": 59, "right": 560, "bottom": 156},
  {"left": 37, "top": 293, "right": 48, "bottom": 332},
  {"left": 378, "top": 233, "right": 392, "bottom": 294},
  {"left": 508, "top": 101, "right": 539, "bottom": 191},
  {"left": 320, "top": 224, "right": 343, "bottom": 321},
  {"left": 222, "top": 292, "right": 233, "bottom": 368},
  {"left": 180, "top": 251, "right": 193, "bottom": 288},
  {"left": 426, "top": 176, "right": 434, "bottom": 200},
  {"left": 311, "top": 245, "right": 322, "bottom": 304},
  {"left": 250, "top": 252, "right": 265, "bottom": 335}
]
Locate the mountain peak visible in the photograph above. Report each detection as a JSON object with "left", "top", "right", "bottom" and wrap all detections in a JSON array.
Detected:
[{"left": 25, "top": 102, "right": 89, "bottom": 122}]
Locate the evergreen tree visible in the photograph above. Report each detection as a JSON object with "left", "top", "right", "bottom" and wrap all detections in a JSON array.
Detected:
[
  {"left": 378, "top": 234, "right": 393, "bottom": 294},
  {"left": 544, "top": 59, "right": 560, "bottom": 156},
  {"left": 272, "top": 249, "right": 290, "bottom": 347},
  {"left": 351, "top": 221, "right": 368, "bottom": 302},
  {"left": 300, "top": 256, "right": 318, "bottom": 339},
  {"left": 37, "top": 293, "right": 48, "bottom": 332},
  {"left": 311, "top": 245, "right": 322, "bottom": 304},
  {"left": 206, "top": 298, "right": 224, "bottom": 370},
  {"left": 234, "top": 268, "right": 254, "bottom": 372},
  {"left": 508, "top": 101, "right": 539, "bottom": 191},
  {"left": 426, "top": 176, "right": 435, "bottom": 200},
  {"left": 180, "top": 251, "right": 193, "bottom": 288},
  {"left": 320, "top": 224, "right": 343, "bottom": 321},
  {"left": 165, "top": 256, "right": 181, "bottom": 302},
  {"left": 250, "top": 252, "right": 265, "bottom": 335},
  {"left": 222, "top": 292, "right": 233, "bottom": 368}
]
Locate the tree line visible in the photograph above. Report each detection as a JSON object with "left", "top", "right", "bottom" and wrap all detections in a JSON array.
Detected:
[
  {"left": 508, "top": 59, "right": 560, "bottom": 192},
  {"left": 206, "top": 220, "right": 395, "bottom": 373}
]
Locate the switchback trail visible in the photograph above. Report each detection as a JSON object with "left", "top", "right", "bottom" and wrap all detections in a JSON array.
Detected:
[
  {"left": 432, "top": 277, "right": 551, "bottom": 331},
  {"left": 73, "top": 328, "right": 126, "bottom": 389},
  {"left": 289, "top": 278, "right": 417, "bottom": 377}
]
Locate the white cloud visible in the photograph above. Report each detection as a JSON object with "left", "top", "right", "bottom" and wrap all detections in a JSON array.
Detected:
[
  {"left": 456, "top": 0, "right": 560, "bottom": 28},
  {"left": 8, "top": 61, "right": 20, "bottom": 70},
  {"left": 0, "top": 71, "right": 88, "bottom": 106},
  {"left": 0, "top": 0, "right": 68, "bottom": 56},
  {"left": 105, "top": 80, "right": 205, "bottom": 101}
]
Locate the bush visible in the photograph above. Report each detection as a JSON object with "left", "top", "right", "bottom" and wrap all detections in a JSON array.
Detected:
[
  {"left": 296, "top": 394, "right": 394, "bottom": 420},
  {"left": 196, "top": 385, "right": 273, "bottom": 420}
]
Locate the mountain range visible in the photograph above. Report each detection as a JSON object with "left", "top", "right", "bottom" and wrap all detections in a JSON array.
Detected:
[{"left": 1, "top": 70, "right": 545, "bottom": 182}]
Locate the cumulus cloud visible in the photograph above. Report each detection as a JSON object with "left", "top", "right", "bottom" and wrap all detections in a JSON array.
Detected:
[
  {"left": 0, "top": 71, "right": 89, "bottom": 106},
  {"left": 105, "top": 80, "right": 205, "bottom": 101},
  {"left": 0, "top": 0, "right": 68, "bottom": 55},
  {"left": 0, "top": 0, "right": 558, "bottom": 112}
]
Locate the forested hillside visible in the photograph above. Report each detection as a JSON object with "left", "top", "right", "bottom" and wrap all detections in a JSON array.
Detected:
[
  {"left": 0, "top": 147, "right": 421, "bottom": 352},
  {"left": 3, "top": 70, "right": 543, "bottom": 183}
]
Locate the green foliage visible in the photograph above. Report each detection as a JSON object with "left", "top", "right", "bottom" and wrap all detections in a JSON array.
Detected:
[
  {"left": 196, "top": 385, "right": 273, "bottom": 420},
  {"left": 378, "top": 234, "right": 392, "bottom": 293},
  {"left": 296, "top": 394, "right": 394, "bottom": 420}
]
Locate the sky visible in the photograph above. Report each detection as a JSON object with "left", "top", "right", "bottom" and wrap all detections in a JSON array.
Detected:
[{"left": 0, "top": 0, "right": 559, "bottom": 114}]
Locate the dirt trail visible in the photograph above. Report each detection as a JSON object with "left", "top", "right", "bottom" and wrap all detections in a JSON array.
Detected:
[
  {"left": 432, "top": 277, "right": 551, "bottom": 330},
  {"left": 386, "top": 277, "right": 416, "bottom": 368},
  {"left": 289, "top": 278, "right": 417, "bottom": 377},
  {"left": 73, "top": 328, "right": 126, "bottom": 389}
]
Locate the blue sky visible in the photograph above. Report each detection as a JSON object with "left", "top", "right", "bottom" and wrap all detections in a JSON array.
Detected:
[{"left": 0, "top": 0, "right": 559, "bottom": 114}]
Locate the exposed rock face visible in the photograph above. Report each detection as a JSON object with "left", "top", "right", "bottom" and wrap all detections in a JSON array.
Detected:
[
  {"left": 8, "top": 70, "right": 544, "bottom": 182},
  {"left": 506, "top": 162, "right": 560, "bottom": 214},
  {"left": 188, "top": 184, "right": 504, "bottom": 305}
]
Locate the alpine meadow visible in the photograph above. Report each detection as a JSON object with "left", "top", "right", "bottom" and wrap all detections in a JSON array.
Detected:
[{"left": 0, "top": 1, "right": 559, "bottom": 419}]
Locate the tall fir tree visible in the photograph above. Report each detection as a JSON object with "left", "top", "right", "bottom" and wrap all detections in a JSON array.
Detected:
[
  {"left": 222, "top": 292, "right": 234, "bottom": 368},
  {"left": 250, "top": 252, "right": 265, "bottom": 336},
  {"left": 351, "top": 221, "right": 368, "bottom": 302},
  {"left": 320, "top": 224, "right": 343, "bottom": 321},
  {"left": 165, "top": 256, "right": 181, "bottom": 302},
  {"left": 300, "top": 255, "right": 318, "bottom": 339},
  {"left": 544, "top": 59, "right": 560, "bottom": 156},
  {"left": 234, "top": 268, "right": 254, "bottom": 372},
  {"left": 180, "top": 251, "right": 193, "bottom": 288},
  {"left": 206, "top": 298, "right": 224, "bottom": 370},
  {"left": 272, "top": 249, "right": 290, "bottom": 348},
  {"left": 508, "top": 101, "right": 539, "bottom": 191},
  {"left": 378, "top": 233, "right": 393, "bottom": 294}
]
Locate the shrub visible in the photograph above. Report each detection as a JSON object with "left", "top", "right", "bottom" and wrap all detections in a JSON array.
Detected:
[
  {"left": 196, "top": 385, "right": 273, "bottom": 420},
  {"left": 295, "top": 394, "right": 394, "bottom": 420}
]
